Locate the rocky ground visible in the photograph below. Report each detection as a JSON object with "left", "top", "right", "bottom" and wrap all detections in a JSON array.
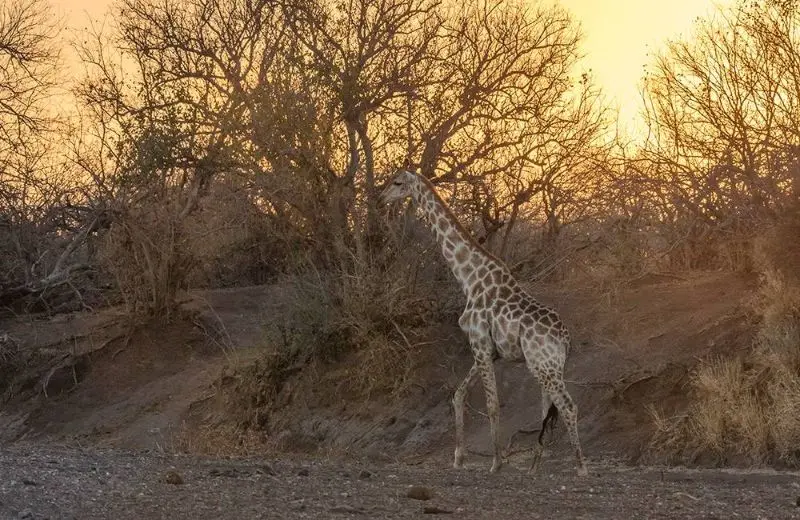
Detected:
[{"left": 1, "top": 444, "right": 798, "bottom": 520}]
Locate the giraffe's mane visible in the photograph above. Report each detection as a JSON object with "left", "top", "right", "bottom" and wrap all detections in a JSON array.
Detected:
[{"left": 416, "top": 174, "right": 509, "bottom": 270}]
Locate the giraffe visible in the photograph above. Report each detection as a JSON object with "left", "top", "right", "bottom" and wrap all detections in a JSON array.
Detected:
[{"left": 379, "top": 170, "right": 588, "bottom": 476}]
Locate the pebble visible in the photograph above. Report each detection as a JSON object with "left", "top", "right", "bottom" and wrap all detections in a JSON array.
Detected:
[
  {"left": 257, "top": 464, "right": 275, "bottom": 476},
  {"left": 406, "top": 485, "right": 433, "bottom": 501},
  {"left": 163, "top": 470, "right": 184, "bottom": 485},
  {"left": 209, "top": 468, "right": 241, "bottom": 478}
]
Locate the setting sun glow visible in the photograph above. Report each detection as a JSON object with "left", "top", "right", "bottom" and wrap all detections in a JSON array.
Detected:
[{"left": 59, "top": 0, "right": 729, "bottom": 131}]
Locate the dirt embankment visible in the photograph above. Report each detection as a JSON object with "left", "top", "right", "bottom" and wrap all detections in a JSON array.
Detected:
[{"left": 0, "top": 271, "right": 757, "bottom": 467}]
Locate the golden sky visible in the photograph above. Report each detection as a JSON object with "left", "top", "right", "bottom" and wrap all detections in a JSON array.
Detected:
[
  {"left": 58, "top": 0, "right": 729, "bottom": 130},
  {"left": 559, "top": 0, "right": 728, "bottom": 133}
]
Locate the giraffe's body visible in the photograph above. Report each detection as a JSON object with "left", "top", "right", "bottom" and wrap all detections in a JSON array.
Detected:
[{"left": 380, "top": 170, "right": 587, "bottom": 476}]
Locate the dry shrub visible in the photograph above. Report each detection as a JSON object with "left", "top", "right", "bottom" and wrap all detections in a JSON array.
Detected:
[
  {"left": 206, "top": 244, "right": 453, "bottom": 445},
  {"left": 98, "top": 181, "right": 303, "bottom": 318},
  {"left": 0, "top": 333, "right": 23, "bottom": 399},
  {"left": 183, "top": 182, "right": 294, "bottom": 288},
  {"left": 173, "top": 421, "right": 267, "bottom": 456},
  {"left": 97, "top": 201, "right": 194, "bottom": 319},
  {"left": 272, "top": 252, "right": 446, "bottom": 398},
  {"left": 646, "top": 221, "right": 800, "bottom": 466}
]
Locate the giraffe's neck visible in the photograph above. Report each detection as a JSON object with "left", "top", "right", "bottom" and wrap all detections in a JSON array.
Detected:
[{"left": 411, "top": 180, "right": 504, "bottom": 295}]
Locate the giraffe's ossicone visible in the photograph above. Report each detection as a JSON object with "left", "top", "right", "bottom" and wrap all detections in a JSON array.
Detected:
[{"left": 380, "top": 170, "right": 588, "bottom": 477}]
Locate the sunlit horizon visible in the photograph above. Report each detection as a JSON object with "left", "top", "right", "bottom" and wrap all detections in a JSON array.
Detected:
[
  {"left": 58, "top": 0, "right": 729, "bottom": 133},
  {"left": 558, "top": 0, "right": 729, "bottom": 136}
]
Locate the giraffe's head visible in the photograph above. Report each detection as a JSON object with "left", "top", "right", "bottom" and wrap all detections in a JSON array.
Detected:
[{"left": 379, "top": 169, "right": 418, "bottom": 205}]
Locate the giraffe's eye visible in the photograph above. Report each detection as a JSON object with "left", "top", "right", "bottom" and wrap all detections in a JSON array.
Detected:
[{"left": 393, "top": 181, "right": 403, "bottom": 186}]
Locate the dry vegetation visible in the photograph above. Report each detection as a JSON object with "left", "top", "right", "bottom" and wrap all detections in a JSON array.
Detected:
[
  {"left": 1, "top": 0, "right": 799, "bottom": 466},
  {"left": 648, "top": 216, "right": 800, "bottom": 466}
]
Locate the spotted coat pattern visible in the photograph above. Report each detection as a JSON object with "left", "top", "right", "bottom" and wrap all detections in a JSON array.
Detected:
[{"left": 380, "top": 170, "right": 588, "bottom": 476}]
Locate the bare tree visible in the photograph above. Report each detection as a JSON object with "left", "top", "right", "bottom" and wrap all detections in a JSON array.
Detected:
[
  {"left": 0, "top": 0, "right": 59, "bottom": 146},
  {"left": 641, "top": 0, "right": 800, "bottom": 226},
  {"left": 67, "top": 0, "right": 608, "bottom": 312},
  {"left": 401, "top": 1, "right": 607, "bottom": 252},
  {"left": 628, "top": 0, "right": 800, "bottom": 268},
  {"left": 0, "top": 0, "right": 90, "bottom": 310}
]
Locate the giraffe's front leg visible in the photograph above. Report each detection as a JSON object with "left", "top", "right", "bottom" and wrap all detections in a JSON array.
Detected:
[
  {"left": 475, "top": 353, "right": 503, "bottom": 473},
  {"left": 452, "top": 362, "right": 478, "bottom": 469}
]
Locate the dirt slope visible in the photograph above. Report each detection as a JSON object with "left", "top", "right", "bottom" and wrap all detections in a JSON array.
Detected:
[{"left": 0, "top": 271, "right": 758, "bottom": 467}]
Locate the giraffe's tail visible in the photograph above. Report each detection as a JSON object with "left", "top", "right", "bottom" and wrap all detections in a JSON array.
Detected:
[{"left": 538, "top": 403, "right": 559, "bottom": 445}]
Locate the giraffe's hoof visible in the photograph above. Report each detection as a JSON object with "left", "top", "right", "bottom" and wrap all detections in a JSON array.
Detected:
[
  {"left": 577, "top": 465, "right": 589, "bottom": 477},
  {"left": 489, "top": 460, "right": 502, "bottom": 473}
]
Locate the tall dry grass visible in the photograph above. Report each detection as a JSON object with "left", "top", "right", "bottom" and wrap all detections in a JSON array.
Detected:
[{"left": 647, "top": 217, "right": 800, "bottom": 466}]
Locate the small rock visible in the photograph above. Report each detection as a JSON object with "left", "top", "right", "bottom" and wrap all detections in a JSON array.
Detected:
[
  {"left": 297, "top": 468, "right": 309, "bottom": 477},
  {"left": 406, "top": 485, "right": 433, "bottom": 501},
  {"left": 257, "top": 464, "right": 275, "bottom": 476},
  {"left": 358, "top": 470, "right": 372, "bottom": 479},
  {"left": 18, "top": 510, "right": 33, "bottom": 519},
  {"left": 163, "top": 470, "right": 184, "bottom": 485},
  {"left": 22, "top": 479, "right": 38, "bottom": 486},
  {"left": 423, "top": 506, "right": 453, "bottom": 514},
  {"left": 209, "top": 468, "right": 239, "bottom": 478},
  {"left": 795, "top": 496, "right": 800, "bottom": 507}
]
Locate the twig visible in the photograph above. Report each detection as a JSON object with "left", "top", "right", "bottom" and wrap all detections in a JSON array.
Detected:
[
  {"left": 391, "top": 319, "right": 414, "bottom": 350},
  {"left": 564, "top": 379, "right": 615, "bottom": 388},
  {"left": 613, "top": 374, "right": 656, "bottom": 397}
]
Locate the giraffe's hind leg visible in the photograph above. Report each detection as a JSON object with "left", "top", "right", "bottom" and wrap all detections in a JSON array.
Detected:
[
  {"left": 543, "top": 378, "right": 588, "bottom": 476},
  {"left": 540, "top": 392, "right": 557, "bottom": 443},
  {"left": 530, "top": 392, "right": 556, "bottom": 473}
]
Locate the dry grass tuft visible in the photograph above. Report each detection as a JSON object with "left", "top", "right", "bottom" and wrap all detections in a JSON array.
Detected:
[{"left": 646, "top": 221, "right": 800, "bottom": 466}]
